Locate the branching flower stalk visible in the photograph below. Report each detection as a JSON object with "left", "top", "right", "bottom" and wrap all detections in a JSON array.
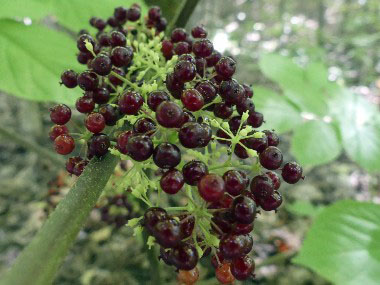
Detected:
[{"left": 48, "top": 3, "right": 304, "bottom": 284}]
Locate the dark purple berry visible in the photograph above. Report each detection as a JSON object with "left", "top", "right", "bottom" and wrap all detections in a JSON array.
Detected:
[
  {"left": 233, "top": 196, "right": 256, "bottom": 224},
  {"left": 219, "top": 235, "right": 246, "bottom": 259},
  {"left": 126, "top": 135, "right": 153, "bottom": 161},
  {"left": 77, "top": 34, "right": 95, "bottom": 52},
  {"left": 182, "top": 160, "right": 208, "bottom": 186},
  {"left": 154, "top": 218, "right": 182, "bottom": 248},
  {"left": 60, "top": 70, "right": 77, "bottom": 88},
  {"left": 214, "top": 103, "right": 233, "bottom": 119},
  {"left": 206, "top": 51, "right": 222, "bottom": 67},
  {"left": 179, "top": 122, "right": 210, "bottom": 148},
  {"left": 133, "top": 118, "right": 156, "bottom": 135},
  {"left": 153, "top": 143, "right": 181, "bottom": 169},
  {"left": 223, "top": 170, "right": 246, "bottom": 196},
  {"left": 116, "top": 131, "right": 133, "bottom": 154},
  {"left": 111, "top": 46, "right": 133, "bottom": 67},
  {"left": 160, "top": 169, "right": 184, "bottom": 194},
  {"left": 247, "top": 111, "right": 264, "bottom": 128},
  {"left": 250, "top": 174, "right": 274, "bottom": 200},
  {"left": 171, "top": 243, "right": 199, "bottom": 270},
  {"left": 236, "top": 98, "right": 255, "bottom": 115},
  {"left": 215, "top": 57, "right": 236, "bottom": 79},
  {"left": 174, "top": 41, "right": 191, "bottom": 55},
  {"left": 77, "top": 71, "right": 98, "bottom": 91},
  {"left": 171, "top": 28, "right": 187, "bottom": 43},
  {"left": 195, "top": 81, "right": 217, "bottom": 103},
  {"left": 127, "top": 6, "right": 141, "bottom": 21},
  {"left": 114, "top": 6, "right": 127, "bottom": 24},
  {"left": 92, "top": 87, "right": 110, "bottom": 104},
  {"left": 259, "top": 146, "right": 283, "bottom": 170},
  {"left": 174, "top": 61, "right": 196, "bottom": 83},
  {"left": 156, "top": 101, "right": 184, "bottom": 128},
  {"left": 266, "top": 171, "right": 281, "bottom": 190},
  {"left": 282, "top": 162, "right": 303, "bottom": 184},
  {"left": 258, "top": 191, "right": 283, "bottom": 211},
  {"left": 263, "top": 130, "right": 280, "bottom": 147},
  {"left": 99, "top": 104, "right": 119, "bottom": 126},
  {"left": 110, "top": 31, "right": 126, "bottom": 47},
  {"left": 242, "top": 83, "right": 253, "bottom": 98},
  {"left": 148, "top": 6, "right": 161, "bottom": 20},
  {"left": 108, "top": 68, "right": 125, "bottom": 86},
  {"left": 147, "top": 90, "right": 170, "bottom": 111},
  {"left": 92, "top": 54, "right": 112, "bottom": 76},
  {"left": 231, "top": 255, "right": 255, "bottom": 281},
  {"left": 144, "top": 207, "right": 168, "bottom": 234},
  {"left": 166, "top": 73, "right": 184, "bottom": 99}
]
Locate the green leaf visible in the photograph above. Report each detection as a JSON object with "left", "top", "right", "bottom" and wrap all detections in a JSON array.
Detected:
[
  {"left": 291, "top": 120, "right": 342, "bottom": 167},
  {"left": 0, "top": 19, "right": 81, "bottom": 105},
  {"left": 0, "top": 153, "right": 119, "bottom": 285},
  {"left": 254, "top": 86, "right": 302, "bottom": 133},
  {"left": 0, "top": 0, "right": 51, "bottom": 19},
  {"left": 294, "top": 200, "right": 380, "bottom": 285},
  {"left": 286, "top": 201, "right": 324, "bottom": 218},
  {"left": 259, "top": 54, "right": 329, "bottom": 116},
  {"left": 51, "top": 0, "right": 148, "bottom": 32},
  {"left": 330, "top": 90, "right": 380, "bottom": 172}
]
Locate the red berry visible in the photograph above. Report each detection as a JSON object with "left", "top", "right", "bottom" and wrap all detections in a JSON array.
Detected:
[
  {"left": 174, "top": 41, "right": 191, "bottom": 55},
  {"left": 50, "top": 104, "right": 71, "bottom": 125},
  {"left": 198, "top": 174, "right": 225, "bottom": 202},
  {"left": 192, "top": 39, "right": 213, "bottom": 57},
  {"left": 266, "top": 171, "right": 281, "bottom": 190},
  {"left": 160, "top": 169, "right": 184, "bottom": 194},
  {"left": 171, "top": 28, "right": 187, "bottom": 43},
  {"left": 54, "top": 134, "right": 75, "bottom": 155},
  {"left": 215, "top": 57, "right": 236, "bottom": 79},
  {"left": 216, "top": 263, "right": 235, "bottom": 284},
  {"left": 177, "top": 268, "right": 199, "bottom": 285},
  {"left": 161, "top": 40, "right": 174, "bottom": 59},
  {"left": 230, "top": 255, "right": 255, "bottom": 281},
  {"left": 76, "top": 96, "right": 95, "bottom": 113},
  {"left": 181, "top": 89, "right": 204, "bottom": 111},
  {"left": 118, "top": 91, "right": 143, "bottom": 115},
  {"left": 116, "top": 131, "right": 133, "bottom": 154},
  {"left": 85, "top": 113, "right": 105, "bottom": 133},
  {"left": 49, "top": 125, "right": 68, "bottom": 141},
  {"left": 66, "top": 156, "right": 82, "bottom": 174},
  {"left": 191, "top": 25, "right": 207, "bottom": 38}
]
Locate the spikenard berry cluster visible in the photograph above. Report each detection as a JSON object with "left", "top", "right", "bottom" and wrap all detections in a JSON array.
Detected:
[{"left": 48, "top": 4, "right": 303, "bottom": 284}]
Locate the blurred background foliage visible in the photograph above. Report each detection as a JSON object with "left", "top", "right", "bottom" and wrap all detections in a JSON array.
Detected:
[{"left": 0, "top": 0, "right": 380, "bottom": 284}]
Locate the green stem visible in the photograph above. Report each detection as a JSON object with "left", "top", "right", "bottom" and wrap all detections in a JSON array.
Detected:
[
  {"left": 0, "top": 125, "right": 64, "bottom": 166},
  {"left": 0, "top": 153, "right": 119, "bottom": 285}
]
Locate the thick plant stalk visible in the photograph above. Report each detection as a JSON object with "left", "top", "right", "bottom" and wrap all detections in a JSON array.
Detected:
[{"left": 0, "top": 154, "right": 119, "bottom": 285}]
